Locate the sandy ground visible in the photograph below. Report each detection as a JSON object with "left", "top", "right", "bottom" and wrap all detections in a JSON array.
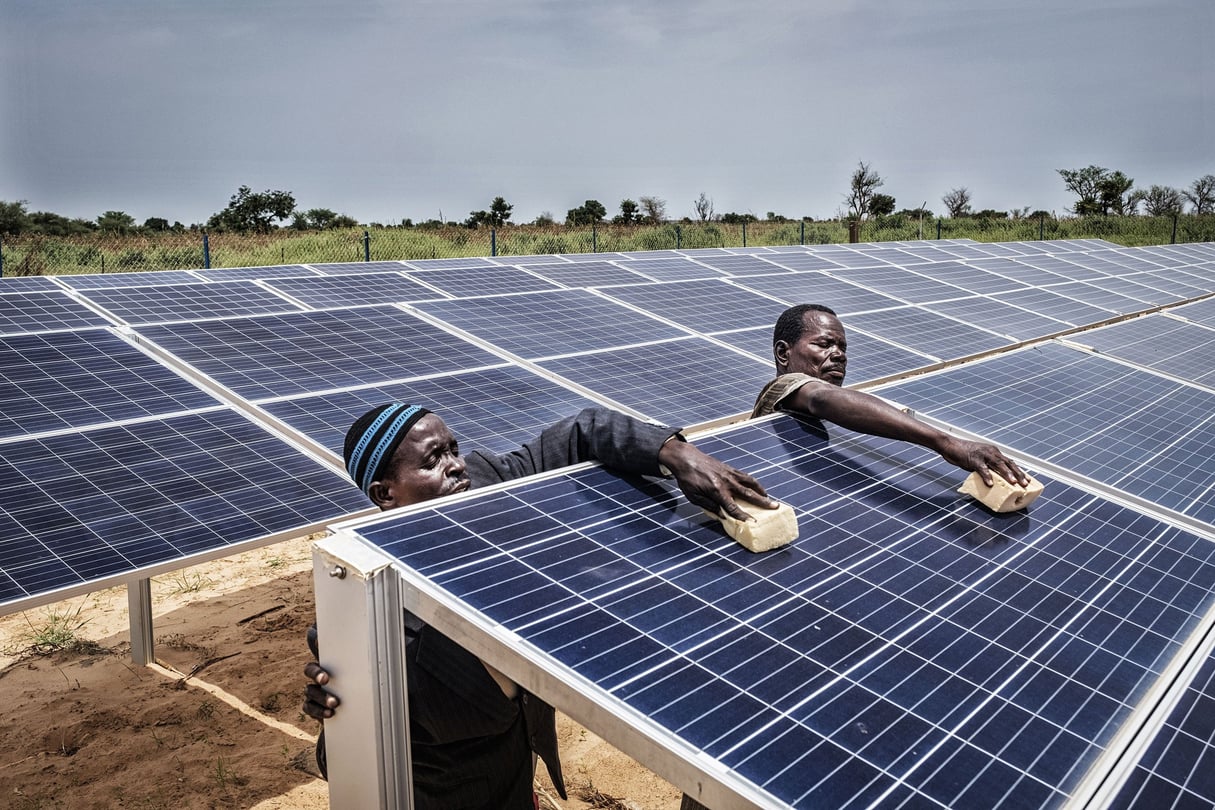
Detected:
[{"left": 0, "top": 536, "right": 684, "bottom": 810}]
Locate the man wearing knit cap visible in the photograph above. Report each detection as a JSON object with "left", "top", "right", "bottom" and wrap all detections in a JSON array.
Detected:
[{"left": 305, "top": 403, "right": 773, "bottom": 809}]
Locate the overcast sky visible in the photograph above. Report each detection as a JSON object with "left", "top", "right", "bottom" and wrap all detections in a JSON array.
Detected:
[{"left": 2, "top": 0, "right": 1212, "bottom": 226}]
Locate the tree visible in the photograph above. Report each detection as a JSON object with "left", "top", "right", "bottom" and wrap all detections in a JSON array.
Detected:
[
  {"left": 207, "top": 185, "right": 296, "bottom": 232},
  {"left": 942, "top": 187, "right": 972, "bottom": 218},
  {"left": 1182, "top": 174, "right": 1215, "bottom": 215},
  {"left": 143, "top": 217, "right": 171, "bottom": 232},
  {"left": 0, "top": 200, "right": 30, "bottom": 236},
  {"left": 488, "top": 197, "right": 513, "bottom": 227},
  {"left": 868, "top": 193, "right": 896, "bottom": 217},
  {"left": 845, "top": 161, "right": 884, "bottom": 222},
  {"left": 613, "top": 199, "right": 640, "bottom": 225},
  {"left": 1098, "top": 170, "right": 1135, "bottom": 215},
  {"left": 463, "top": 210, "right": 491, "bottom": 228},
  {"left": 97, "top": 210, "right": 136, "bottom": 233},
  {"left": 1057, "top": 165, "right": 1134, "bottom": 215},
  {"left": 638, "top": 196, "right": 666, "bottom": 224},
  {"left": 1140, "top": 185, "right": 1184, "bottom": 216},
  {"left": 693, "top": 192, "right": 714, "bottom": 222},
  {"left": 531, "top": 211, "right": 556, "bottom": 226},
  {"left": 720, "top": 212, "right": 758, "bottom": 224},
  {"left": 293, "top": 208, "right": 358, "bottom": 229},
  {"left": 565, "top": 200, "right": 607, "bottom": 226},
  {"left": 28, "top": 211, "right": 95, "bottom": 236}
]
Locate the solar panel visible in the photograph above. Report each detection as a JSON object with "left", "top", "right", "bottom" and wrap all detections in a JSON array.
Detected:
[
  {"left": 918, "top": 295, "right": 1074, "bottom": 342},
  {"left": 690, "top": 255, "right": 793, "bottom": 276},
  {"left": 0, "top": 291, "right": 114, "bottom": 334},
  {"left": 842, "top": 307, "right": 1013, "bottom": 360},
  {"left": 1070, "top": 314, "right": 1215, "bottom": 386},
  {"left": 966, "top": 257, "right": 1072, "bottom": 287},
  {"left": 1123, "top": 269, "right": 1211, "bottom": 299},
  {"left": 600, "top": 279, "right": 791, "bottom": 333},
  {"left": 876, "top": 342, "right": 1215, "bottom": 523},
  {"left": 78, "top": 280, "right": 304, "bottom": 324},
  {"left": 134, "top": 306, "right": 506, "bottom": 400},
  {"left": 404, "top": 265, "right": 560, "bottom": 298},
  {"left": 823, "top": 265, "right": 973, "bottom": 304},
  {"left": 262, "top": 272, "right": 445, "bottom": 308},
  {"left": 57, "top": 270, "right": 203, "bottom": 289},
  {"left": 414, "top": 289, "right": 688, "bottom": 360},
  {"left": 763, "top": 253, "right": 848, "bottom": 272},
  {"left": 309, "top": 261, "right": 409, "bottom": 274},
  {"left": 0, "top": 275, "right": 64, "bottom": 292},
  {"left": 193, "top": 265, "right": 316, "bottom": 281},
  {"left": 1040, "top": 280, "right": 1155, "bottom": 315},
  {"left": 260, "top": 365, "right": 605, "bottom": 459},
  {"left": 619, "top": 257, "right": 728, "bottom": 282},
  {"left": 899, "top": 261, "right": 1029, "bottom": 296},
  {"left": 403, "top": 257, "right": 499, "bottom": 269},
  {"left": 996, "top": 287, "right": 1118, "bottom": 327},
  {"left": 341, "top": 414, "right": 1215, "bottom": 809},
  {"left": 734, "top": 272, "right": 907, "bottom": 316},
  {"left": 535, "top": 336, "right": 770, "bottom": 426},
  {"left": 1171, "top": 297, "right": 1215, "bottom": 326},
  {"left": 0, "top": 408, "right": 368, "bottom": 608},
  {"left": 1076, "top": 274, "right": 1180, "bottom": 307},
  {"left": 519, "top": 261, "right": 652, "bottom": 288},
  {"left": 0, "top": 329, "right": 219, "bottom": 439}
]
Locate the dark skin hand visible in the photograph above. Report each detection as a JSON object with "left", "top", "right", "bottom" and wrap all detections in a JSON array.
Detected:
[
  {"left": 658, "top": 437, "right": 777, "bottom": 520},
  {"left": 303, "top": 661, "right": 337, "bottom": 720}
]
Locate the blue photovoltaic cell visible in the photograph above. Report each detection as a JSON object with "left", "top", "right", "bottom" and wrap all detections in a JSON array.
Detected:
[
  {"left": 0, "top": 329, "right": 218, "bottom": 438},
  {"left": 0, "top": 408, "right": 368, "bottom": 606},
  {"left": 0, "top": 276, "right": 63, "bottom": 292},
  {"left": 810, "top": 249, "right": 893, "bottom": 269},
  {"left": 134, "top": 306, "right": 505, "bottom": 400},
  {"left": 520, "top": 261, "right": 652, "bottom": 288},
  {"left": 403, "top": 257, "right": 498, "bottom": 269},
  {"left": 996, "top": 287, "right": 1117, "bottom": 327},
  {"left": 354, "top": 415, "right": 1215, "bottom": 809},
  {"left": 193, "top": 265, "right": 316, "bottom": 281},
  {"left": 262, "top": 273, "right": 445, "bottom": 308},
  {"left": 1041, "top": 280, "right": 1151, "bottom": 315},
  {"left": 734, "top": 272, "right": 906, "bottom": 316},
  {"left": 918, "top": 296, "right": 1073, "bottom": 342},
  {"left": 404, "top": 265, "right": 560, "bottom": 298},
  {"left": 415, "top": 289, "right": 687, "bottom": 360},
  {"left": 1109, "top": 649, "right": 1215, "bottom": 809},
  {"left": 825, "top": 265, "right": 974, "bottom": 304},
  {"left": 600, "top": 279, "right": 790, "bottom": 333},
  {"left": 261, "top": 365, "right": 603, "bottom": 458},
  {"left": 690, "top": 255, "right": 793, "bottom": 276},
  {"left": 843, "top": 307, "right": 1013, "bottom": 360},
  {"left": 79, "top": 280, "right": 304, "bottom": 324},
  {"left": 904, "top": 261, "right": 1030, "bottom": 295},
  {"left": 57, "top": 270, "right": 203, "bottom": 289},
  {"left": 310, "top": 261, "right": 409, "bottom": 274},
  {"left": 1073, "top": 315, "right": 1215, "bottom": 386},
  {"left": 876, "top": 342, "right": 1215, "bottom": 523},
  {"left": 1172, "top": 296, "right": 1215, "bottom": 327},
  {"left": 535, "top": 337, "right": 771, "bottom": 427},
  {"left": 1016, "top": 254, "right": 1107, "bottom": 281},
  {"left": 710, "top": 326, "right": 936, "bottom": 386},
  {"left": 1124, "top": 269, "right": 1211, "bottom": 299},
  {"left": 1079, "top": 274, "right": 1180, "bottom": 307},
  {"left": 617, "top": 257, "right": 727, "bottom": 282},
  {"left": 763, "top": 253, "right": 848, "bottom": 272},
  {"left": 0, "top": 291, "right": 114, "bottom": 334}
]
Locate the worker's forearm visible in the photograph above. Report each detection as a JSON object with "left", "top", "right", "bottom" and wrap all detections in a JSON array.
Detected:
[{"left": 794, "top": 385, "right": 949, "bottom": 453}]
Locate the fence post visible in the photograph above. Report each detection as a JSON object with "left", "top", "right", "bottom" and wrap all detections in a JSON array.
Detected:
[
  {"left": 491, "top": 228, "right": 497, "bottom": 257},
  {"left": 675, "top": 225, "right": 681, "bottom": 250},
  {"left": 936, "top": 221, "right": 942, "bottom": 240},
  {"left": 1039, "top": 215, "right": 1045, "bottom": 241},
  {"left": 592, "top": 223, "right": 597, "bottom": 253},
  {"left": 800, "top": 220, "right": 805, "bottom": 245},
  {"left": 363, "top": 230, "right": 371, "bottom": 261},
  {"left": 0, "top": 236, "right": 4, "bottom": 277},
  {"left": 202, "top": 232, "right": 211, "bottom": 269},
  {"left": 1171, "top": 214, "right": 1178, "bottom": 244}
]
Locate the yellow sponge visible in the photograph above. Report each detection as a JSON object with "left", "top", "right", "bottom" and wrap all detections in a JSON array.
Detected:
[
  {"left": 958, "top": 471, "right": 1044, "bottom": 512},
  {"left": 705, "top": 500, "right": 799, "bottom": 552}
]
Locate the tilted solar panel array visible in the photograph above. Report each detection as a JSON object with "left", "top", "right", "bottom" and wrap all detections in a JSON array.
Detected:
[{"left": 3, "top": 237, "right": 1215, "bottom": 807}]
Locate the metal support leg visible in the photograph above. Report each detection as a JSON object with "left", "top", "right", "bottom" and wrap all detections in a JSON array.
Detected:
[{"left": 128, "top": 577, "right": 154, "bottom": 665}]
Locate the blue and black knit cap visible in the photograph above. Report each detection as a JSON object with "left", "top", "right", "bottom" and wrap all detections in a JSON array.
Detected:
[{"left": 343, "top": 403, "right": 431, "bottom": 495}]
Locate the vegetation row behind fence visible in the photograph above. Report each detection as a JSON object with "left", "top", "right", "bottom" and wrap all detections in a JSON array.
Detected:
[{"left": 3, "top": 216, "right": 1214, "bottom": 277}]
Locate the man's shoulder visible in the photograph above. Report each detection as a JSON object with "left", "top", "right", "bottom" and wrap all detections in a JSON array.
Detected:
[{"left": 752, "top": 373, "right": 827, "bottom": 418}]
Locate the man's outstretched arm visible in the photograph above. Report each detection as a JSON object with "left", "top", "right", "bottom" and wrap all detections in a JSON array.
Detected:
[{"left": 789, "top": 382, "right": 1028, "bottom": 487}]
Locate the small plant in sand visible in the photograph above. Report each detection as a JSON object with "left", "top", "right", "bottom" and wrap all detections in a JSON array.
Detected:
[
  {"left": 161, "top": 570, "right": 213, "bottom": 594},
  {"left": 9, "top": 603, "right": 94, "bottom": 654}
]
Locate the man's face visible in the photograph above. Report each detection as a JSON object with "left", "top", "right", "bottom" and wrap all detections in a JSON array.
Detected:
[
  {"left": 775, "top": 311, "right": 848, "bottom": 386},
  {"left": 370, "top": 413, "right": 471, "bottom": 510}
]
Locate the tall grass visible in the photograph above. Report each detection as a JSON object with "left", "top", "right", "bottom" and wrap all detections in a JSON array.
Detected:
[{"left": 3, "top": 215, "right": 1212, "bottom": 277}]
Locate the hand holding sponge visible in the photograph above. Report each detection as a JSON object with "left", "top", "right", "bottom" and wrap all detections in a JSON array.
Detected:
[
  {"left": 705, "top": 499, "right": 799, "bottom": 552},
  {"left": 958, "top": 471, "right": 1044, "bottom": 512}
]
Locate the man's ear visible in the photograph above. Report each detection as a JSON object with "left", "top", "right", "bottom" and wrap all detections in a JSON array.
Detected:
[
  {"left": 367, "top": 480, "right": 394, "bottom": 510},
  {"left": 773, "top": 339, "right": 791, "bottom": 372}
]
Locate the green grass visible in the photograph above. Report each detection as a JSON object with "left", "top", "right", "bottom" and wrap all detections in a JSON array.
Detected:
[{"left": 6, "top": 603, "right": 94, "bottom": 655}]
